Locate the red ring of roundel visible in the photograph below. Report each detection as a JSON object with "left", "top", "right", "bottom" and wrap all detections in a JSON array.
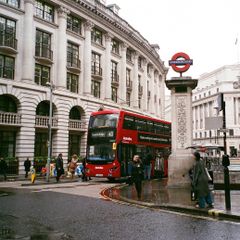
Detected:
[{"left": 171, "top": 52, "right": 190, "bottom": 73}]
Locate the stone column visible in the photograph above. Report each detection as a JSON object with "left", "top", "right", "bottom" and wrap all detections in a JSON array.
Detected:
[
  {"left": 142, "top": 59, "right": 148, "bottom": 112},
  {"left": 83, "top": 21, "right": 94, "bottom": 95},
  {"left": 56, "top": 6, "right": 70, "bottom": 89},
  {"left": 156, "top": 73, "right": 160, "bottom": 117},
  {"left": 22, "top": 0, "right": 34, "bottom": 82},
  {"left": 132, "top": 51, "right": 139, "bottom": 109},
  {"left": 104, "top": 33, "right": 112, "bottom": 101},
  {"left": 165, "top": 77, "right": 198, "bottom": 187},
  {"left": 119, "top": 43, "right": 127, "bottom": 105},
  {"left": 149, "top": 66, "right": 155, "bottom": 114}
]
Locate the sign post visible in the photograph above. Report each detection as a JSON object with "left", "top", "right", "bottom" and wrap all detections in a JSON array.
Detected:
[{"left": 166, "top": 53, "right": 198, "bottom": 187}]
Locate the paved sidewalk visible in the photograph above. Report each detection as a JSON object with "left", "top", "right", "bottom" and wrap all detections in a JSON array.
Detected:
[{"left": 105, "top": 178, "right": 240, "bottom": 221}]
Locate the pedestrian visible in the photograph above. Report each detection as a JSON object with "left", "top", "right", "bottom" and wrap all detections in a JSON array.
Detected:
[
  {"left": 55, "top": 153, "right": 64, "bottom": 182},
  {"left": 0, "top": 157, "right": 7, "bottom": 181},
  {"left": 143, "top": 149, "right": 152, "bottom": 180},
  {"left": 192, "top": 151, "right": 214, "bottom": 209},
  {"left": 24, "top": 157, "right": 31, "bottom": 178},
  {"left": 68, "top": 154, "right": 78, "bottom": 179},
  {"left": 130, "top": 155, "right": 144, "bottom": 200},
  {"left": 81, "top": 157, "right": 91, "bottom": 181}
]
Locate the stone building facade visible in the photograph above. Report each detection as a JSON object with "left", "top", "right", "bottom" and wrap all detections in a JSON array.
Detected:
[
  {"left": 192, "top": 64, "right": 240, "bottom": 156},
  {"left": 0, "top": 0, "right": 167, "bottom": 174}
]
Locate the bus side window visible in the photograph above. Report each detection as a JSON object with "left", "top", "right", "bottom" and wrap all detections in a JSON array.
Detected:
[{"left": 123, "top": 115, "right": 135, "bottom": 129}]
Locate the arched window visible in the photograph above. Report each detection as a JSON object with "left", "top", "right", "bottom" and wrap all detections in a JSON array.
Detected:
[
  {"left": 36, "top": 101, "right": 50, "bottom": 116},
  {"left": 0, "top": 95, "right": 17, "bottom": 112},
  {"left": 69, "top": 107, "right": 81, "bottom": 120}
]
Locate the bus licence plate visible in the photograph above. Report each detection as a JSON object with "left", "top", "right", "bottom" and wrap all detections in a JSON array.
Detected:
[{"left": 95, "top": 174, "right": 103, "bottom": 177}]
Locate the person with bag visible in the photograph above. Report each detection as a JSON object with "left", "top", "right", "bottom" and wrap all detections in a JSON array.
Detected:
[
  {"left": 68, "top": 154, "right": 78, "bottom": 179},
  {"left": 130, "top": 155, "right": 144, "bottom": 200},
  {"left": 192, "top": 151, "right": 214, "bottom": 209},
  {"left": 56, "top": 153, "right": 64, "bottom": 182}
]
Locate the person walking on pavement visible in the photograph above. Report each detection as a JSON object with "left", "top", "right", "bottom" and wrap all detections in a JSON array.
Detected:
[
  {"left": 192, "top": 151, "right": 214, "bottom": 209},
  {"left": 56, "top": 153, "right": 64, "bottom": 182},
  {"left": 81, "top": 157, "right": 91, "bottom": 181},
  {"left": 143, "top": 149, "right": 152, "bottom": 180},
  {"left": 130, "top": 155, "right": 144, "bottom": 200},
  {"left": 68, "top": 154, "right": 78, "bottom": 179},
  {"left": 0, "top": 157, "right": 7, "bottom": 181},
  {"left": 24, "top": 157, "right": 31, "bottom": 178}
]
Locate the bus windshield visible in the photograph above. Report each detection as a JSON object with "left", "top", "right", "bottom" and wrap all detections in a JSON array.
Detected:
[
  {"left": 89, "top": 113, "right": 119, "bottom": 128},
  {"left": 87, "top": 143, "right": 115, "bottom": 162}
]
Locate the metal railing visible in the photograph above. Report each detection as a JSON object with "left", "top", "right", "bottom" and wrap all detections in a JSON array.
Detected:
[
  {"left": 35, "top": 43, "right": 53, "bottom": 60},
  {"left": 0, "top": 32, "right": 17, "bottom": 50}
]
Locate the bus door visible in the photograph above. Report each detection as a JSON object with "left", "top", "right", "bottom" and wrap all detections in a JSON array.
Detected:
[{"left": 118, "top": 143, "right": 135, "bottom": 176}]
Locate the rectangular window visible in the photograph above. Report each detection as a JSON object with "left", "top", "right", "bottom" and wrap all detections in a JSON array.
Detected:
[
  {"left": 67, "top": 72, "right": 79, "bottom": 93},
  {"left": 138, "top": 97, "right": 141, "bottom": 109},
  {"left": 67, "top": 15, "right": 81, "bottom": 35},
  {"left": 126, "top": 48, "right": 132, "bottom": 62},
  {"left": 91, "top": 52, "right": 102, "bottom": 75},
  {"left": 0, "top": 0, "right": 19, "bottom": 8},
  {"left": 34, "top": 132, "right": 48, "bottom": 157},
  {"left": 35, "top": 29, "right": 52, "bottom": 59},
  {"left": 126, "top": 68, "right": 131, "bottom": 87},
  {"left": 0, "top": 54, "right": 15, "bottom": 79},
  {"left": 91, "top": 28, "right": 102, "bottom": 45},
  {"left": 111, "top": 61, "right": 118, "bottom": 82},
  {"left": 35, "top": 0, "right": 54, "bottom": 22},
  {"left": 138, "top": 57, "right": 142, "bottom": 69},
  {"left": 35, "top": 64, "right": 50, "bottom": 86},
  {"left": 91, "top": 80, "right": 100, "bottom": 98},
  {"left": 126, "top": 92, "right": 131, "bottom": 106},
  {"left": 67, "top": 42, "right": 79, "bottom": 68},
  {"left": 0, "top": 131, "right": 16, "bottom": 158},
  {"left": 111, "top": 87, "right": 117, "bottom": 102},
  {"left": 111, "top": 39, "right": 119, "bottom": 54},
  {"left": 0, "top": 16, "right": 16, "bottom": 49}
]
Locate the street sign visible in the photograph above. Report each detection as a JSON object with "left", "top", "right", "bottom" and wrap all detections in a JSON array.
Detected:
[
  {"left": 219, "top": 128, "right": 229, "bottom": 133},
  {"left": 169, "top": 52, "right": 193, "bottom": 74}
]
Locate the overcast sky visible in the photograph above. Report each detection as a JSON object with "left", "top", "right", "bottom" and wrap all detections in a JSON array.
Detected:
[{"left": 106, "top": 0, "right": 240, "bottom": 79}]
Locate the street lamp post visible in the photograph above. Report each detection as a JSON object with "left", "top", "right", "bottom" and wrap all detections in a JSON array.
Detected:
[{"left": 46, "top": 83, "right": 53, "bottom": 182}]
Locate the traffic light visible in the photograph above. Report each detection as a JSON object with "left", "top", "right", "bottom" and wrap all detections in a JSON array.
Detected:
[
  {"left": 216, "top": 93, "right": 224, "bottom": 112},
  {"left": 222, "top": 154, "right": 230, "bottom": 167}
]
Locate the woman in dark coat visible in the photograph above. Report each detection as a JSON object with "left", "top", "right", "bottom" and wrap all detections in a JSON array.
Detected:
[
  {"left": 55, "top": 153, "right": 64, "bottom": 182},
  {"left": 130, "top": 155, "right": 144, "bottom": 200},
  {"left": 192, "top": 152, "right": 213, "bottom": 208}
]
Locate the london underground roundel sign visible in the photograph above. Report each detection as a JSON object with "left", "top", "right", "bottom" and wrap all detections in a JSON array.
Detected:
[{"left": 169, "top": 52, "right": 193, "bottom": 74}]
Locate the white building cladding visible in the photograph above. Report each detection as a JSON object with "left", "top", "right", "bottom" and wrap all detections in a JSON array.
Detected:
[
  {"left": 0, "top": 0, "right": 168, "bottom": 174},
  {"left": 192, "top": 64, "right": 240, "bottom": 157}
]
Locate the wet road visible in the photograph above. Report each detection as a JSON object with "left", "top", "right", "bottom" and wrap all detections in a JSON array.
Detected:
[{"left": 0, "top": 179, "right": 240, "bottom": 240}]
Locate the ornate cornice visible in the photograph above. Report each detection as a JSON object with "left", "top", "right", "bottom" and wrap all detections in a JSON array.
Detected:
[
  {"left": 83, "top": 20, "right": 94, "bottom": 31},
  {"left": 63, "top": 0, "right": 167, "bottom": 72},
  {"left": 105, "top": 32, "right": 114, "bottom": 42},
  {"left": 58, "top": 6, "right": 70, "bottom": 19}
]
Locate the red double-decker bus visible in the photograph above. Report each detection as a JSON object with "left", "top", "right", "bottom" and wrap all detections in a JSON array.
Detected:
[{"left": 85, "top": 109, "right": 171, "bottom": 180}]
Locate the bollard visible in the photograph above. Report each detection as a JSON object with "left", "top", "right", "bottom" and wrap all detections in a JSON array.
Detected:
[
  {"left": 30, "top": 166, "right": 36, "bottom": 184},
  {"left": 222, "top": 154, "right": 231, "bottom": 210}
]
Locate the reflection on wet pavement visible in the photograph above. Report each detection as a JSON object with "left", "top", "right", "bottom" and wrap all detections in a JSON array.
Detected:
[{"left": 104, "top": 178, "right": 240, "bottom": 214}]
